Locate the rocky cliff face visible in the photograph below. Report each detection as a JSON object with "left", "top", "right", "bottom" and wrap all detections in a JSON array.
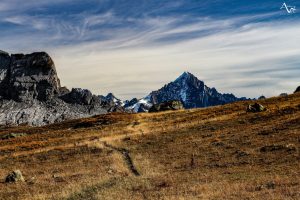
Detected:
[
  {"left": 0, "top": 51, "right": 11, "bottom": 95},
  {"left": 0, "top": 51, "right": 115, "bottom": 126},
  {"left": 2, "top": 52, "right": 61, "bottom": 102},
  {"left": 99, "top": 93, "right": 125, "bottom": 112}
]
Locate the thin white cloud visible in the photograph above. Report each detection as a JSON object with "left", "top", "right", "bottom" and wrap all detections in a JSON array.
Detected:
[
  {"left": 42, "top": 17, "right": 300, "bottom": 100},
  {"left": 0, "top": 0, "right": 73, "bottom": 12},
  {"left": 3, "top": 16, "right": 49, "bottom": 30},
  {"left": 1, "top": 8, "right": 299, "bottom": 100}
]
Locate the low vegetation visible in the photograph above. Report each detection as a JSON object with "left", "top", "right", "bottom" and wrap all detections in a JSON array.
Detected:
[{"left": 0, "top": 93, "right": 299, "bottom": 200}]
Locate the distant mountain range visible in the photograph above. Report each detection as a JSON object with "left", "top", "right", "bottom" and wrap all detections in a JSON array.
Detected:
[
  {"left": 0, "top": 50, "right": 247, "bottom": 126},
  {"left": 123, "top": 72, "right": 247, "bottom": 112}
]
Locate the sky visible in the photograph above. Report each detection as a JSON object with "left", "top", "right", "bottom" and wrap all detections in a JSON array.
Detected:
[{"left": 0, "top": 0, "right": 300, "bottom": 100}]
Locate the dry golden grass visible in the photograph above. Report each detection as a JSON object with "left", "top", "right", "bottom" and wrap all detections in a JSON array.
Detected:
[{"left": 0, "top": 93, "right": 299, "bottom": 200}]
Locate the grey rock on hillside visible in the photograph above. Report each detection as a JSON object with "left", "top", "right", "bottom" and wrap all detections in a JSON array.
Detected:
[
  {"left": 0, "top": 50, "right": 118, "bottom": 126},
  {"left": 149, "top": 100, "right": 184, "bottom": 113},
  {"left": 5, "top": 170, "right": 25, "bottom": 183},
  {"left": 0, "top": 52, "right": 60, "bottom": 102}
]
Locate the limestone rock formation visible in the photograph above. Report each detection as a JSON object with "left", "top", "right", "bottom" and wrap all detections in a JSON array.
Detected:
[
  {"left": 0, "top": 51, "right": 116, "bottom": 126},
  {"left": 0, "top": 52, "right": 61, "bottom": 102}
]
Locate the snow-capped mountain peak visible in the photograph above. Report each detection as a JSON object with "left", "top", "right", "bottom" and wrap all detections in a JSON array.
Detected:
[
  {"left": 124, "top": 95, "right": 152, "bottom": 113},
  {"left": 174, "top": 71, "right": 195, "bottom": 82},
  {"left": 124, "top": 72, "right": 246, "bottom": 113}
]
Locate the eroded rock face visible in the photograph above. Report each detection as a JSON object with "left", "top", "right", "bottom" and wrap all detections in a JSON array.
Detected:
[
  {"left": 0, "top": 51, "right": 11, "bottom": 97},
  {"left": 60, "top": 88, "right": 93, "bottom": 105},
  {"left": 9, "top": 52, "right": 61, "bottom": 102},
  {"left": 0, "top": 51, "right": 114, "bottom": 126}
]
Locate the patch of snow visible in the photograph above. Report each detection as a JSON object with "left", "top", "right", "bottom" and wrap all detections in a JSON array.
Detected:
[
  {"left": 179, "top": 88, "right": 187, "bottom": 102},
  {"left": 126, "top": 96, "right": 153, "bottom": 113}
]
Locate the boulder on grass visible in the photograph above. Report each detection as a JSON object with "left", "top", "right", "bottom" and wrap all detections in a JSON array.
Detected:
[
  {"left": 149, "top": 100, "right": 183, "bottom": 113},
  {"left": 5, "top": 170, "right": 25, "bottom": 183},
  {"left": 247, "top": 103, "right": 266, "bottom": 113}
]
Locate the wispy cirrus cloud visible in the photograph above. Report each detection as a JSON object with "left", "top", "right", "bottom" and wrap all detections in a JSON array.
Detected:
[{"left": 0, "top": 0, "right": 300, "bottom": 99}]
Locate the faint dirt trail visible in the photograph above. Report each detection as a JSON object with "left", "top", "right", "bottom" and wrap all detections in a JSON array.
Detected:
[{"left": 103, "top": 142, "right": 140, "bottom": 176}]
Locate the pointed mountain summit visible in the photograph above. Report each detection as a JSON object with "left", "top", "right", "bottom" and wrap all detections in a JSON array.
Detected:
[
  {"left": 125, "top": 72, "right": 246, "bottom": 112},
  {"left": 174, "top": 71, "right": 196, "bottom": 82},
  {"left": 100, "top": 93, "right": 124, "bottom": 107}
]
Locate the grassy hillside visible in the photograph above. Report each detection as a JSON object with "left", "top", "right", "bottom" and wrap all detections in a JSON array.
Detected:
[{"left": 0, "top": 93, "right": 299, "bottom": 200}]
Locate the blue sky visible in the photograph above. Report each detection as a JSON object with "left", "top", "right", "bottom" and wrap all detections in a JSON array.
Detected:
[{"left": 1, "top": 0, "right": 300, "bottom": 99}]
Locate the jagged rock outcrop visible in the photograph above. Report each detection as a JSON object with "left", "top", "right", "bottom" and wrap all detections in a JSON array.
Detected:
[
  {"left": 0, "top": 51, "right": 11, "bottom": 95},
  {"left": 295, "top": 86, "right": 300, "bottom": 93},
  {"left": 149, "top": 100, "right": 184, "bottom": 113},
  {"left": 0, "top": 51, "right": 115, "bottom": 126},
  {"left": 125, "top": 96, "right": 152, "bottom": 113},
  {"left": 100, "top": 93, "right": 124, "bottom": 107},
  {"left": 60, "top": 88, "right": 94, "bottom": 105},
  {"left": 0, "top": 52, "right": 61, "bottom": 102},
  {"left": 59, "top": 86, "right": 70, "bottom": 96},
  {"left": 99, "top": 93, "right": 125, "bottom": 112}
]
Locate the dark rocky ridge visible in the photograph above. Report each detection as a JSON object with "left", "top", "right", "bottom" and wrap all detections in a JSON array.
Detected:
[
  {"left": 125, "top": 72, "right": 248, "bottom": 112},
  {"left": 0, "top": 51, "right": 121, "bottom": 126},
  {"left": 149, "top": 72, "right": 245, "bottom": 108},
  {"left": 295, "top": 86, "right": 300, "bottom": 93}
]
